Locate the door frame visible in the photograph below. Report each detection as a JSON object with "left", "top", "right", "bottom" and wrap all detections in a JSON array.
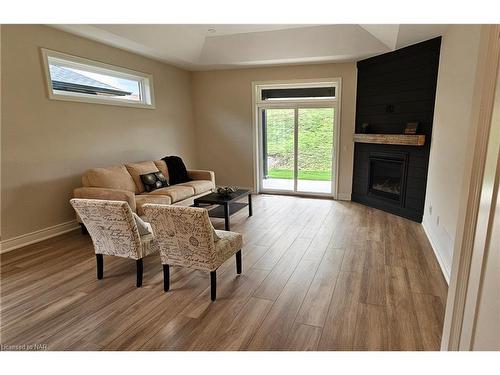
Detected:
[
  {"left": 251, "top": 78, "right": 342, "bottom": 199},
  {"left": 441, "top": 24, "right": 500, "bottom": 350}
]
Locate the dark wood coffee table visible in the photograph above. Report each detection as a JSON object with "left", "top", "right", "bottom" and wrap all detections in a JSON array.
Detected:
[{"left": 193, "top": 189, "right": 252, "bottom": 231}]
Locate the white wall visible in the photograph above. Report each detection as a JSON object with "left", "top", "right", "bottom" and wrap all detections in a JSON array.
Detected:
[{"left": 423, "top": 25, "right": 482, "bottom": 281}]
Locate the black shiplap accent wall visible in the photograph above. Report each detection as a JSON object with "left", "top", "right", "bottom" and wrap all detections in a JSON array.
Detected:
[{"left": 352, "top": 37, "right": 441, "bottom": 222}]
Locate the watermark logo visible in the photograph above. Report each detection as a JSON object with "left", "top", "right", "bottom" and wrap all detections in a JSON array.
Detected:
[{"left": 0, "top": 343, "right": 48, "bottom": 351}]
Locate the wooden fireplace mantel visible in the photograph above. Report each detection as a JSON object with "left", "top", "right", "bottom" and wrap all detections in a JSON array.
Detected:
[{"left": 353, "top": 133, "right": 426, "bottom": 146}]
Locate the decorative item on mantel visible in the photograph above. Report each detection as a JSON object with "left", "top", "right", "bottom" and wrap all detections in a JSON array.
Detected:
[
  {"left": 404, "top": 122, "right": 419, "bottom": 135},
  {"left": 361, "top": 122, "right": 370, "bottom": 134},
  {"left": 214, "top": 186, "right": 238, "bottom": 197}
]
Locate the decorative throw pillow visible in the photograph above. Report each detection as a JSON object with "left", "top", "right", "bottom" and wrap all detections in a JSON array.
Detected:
[
  {"left": 133, "top": 213, "right": 153, "bottom": 236},
  {"left": 140, "top": 171, "right": 169, "bottom": 192},
  {"left": 162, "top": 156, "right": 191, "bottom": 185}
]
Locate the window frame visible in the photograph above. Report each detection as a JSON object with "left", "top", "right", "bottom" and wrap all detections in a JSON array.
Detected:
[
  {"left": 41, "top": 48, "right": 156, "bottom": 109},
  {"left": 255, "top": 80, "right": 338, "bottom": 104},
  {"left": 252, "top": 78, "right": 342, "bottom": 199}
]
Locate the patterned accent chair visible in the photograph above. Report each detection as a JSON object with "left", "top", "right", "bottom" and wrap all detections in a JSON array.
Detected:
[
  {"left": 143, "top": 204, "right": 243, "bottom": 301},
  {"left": 70, "top": 198, "right": 159, "bottom": 287}
]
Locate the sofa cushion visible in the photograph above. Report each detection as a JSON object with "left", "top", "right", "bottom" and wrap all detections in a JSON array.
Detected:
[
  {"left": 178, "top": 180, "right": 214, "bottom": 195},
  {"left": 145, "top": 185, "right": 195, "bottom": 203},
  {"left": 125, "top": 161, "right": 159, "bottom": 194},
  {"left": 135, "top": 195, "right": 172, "bottom": 216},
  {"left": 82, "top": 165, "right": 136, "bottom": 192}
]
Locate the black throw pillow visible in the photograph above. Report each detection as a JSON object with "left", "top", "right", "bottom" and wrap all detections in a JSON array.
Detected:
[
  {"left": 162, "top": 156, "right": 191, "bottom": 185},
  {"left": 140, "top": 171, "right": 169, "bottom": 192}
]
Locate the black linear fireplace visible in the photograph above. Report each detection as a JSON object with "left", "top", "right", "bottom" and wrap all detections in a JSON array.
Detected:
[
  {"left": 351, "top": 37, "right": 441, "bottom": 222},
  {"left": 368, "top": 152, "right": 408, "bottom": 203}
]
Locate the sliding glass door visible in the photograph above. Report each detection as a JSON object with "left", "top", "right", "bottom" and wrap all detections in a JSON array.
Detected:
[
  {"left": 255, "top": 80, "right": 340, "bottom": 197},
  {"left": 297, "top": 107, "right": 334, "bottom": 194},
  {"left": 261, "top": 108, "right": 295, "bottom": 191},
  {"left": 260, "top": 105, "right": 336, "bottom": 196}
]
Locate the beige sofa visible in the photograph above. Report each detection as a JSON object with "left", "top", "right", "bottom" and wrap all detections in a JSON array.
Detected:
[{"left": 73, "top": 159, "right": 215, "bottom": 217}]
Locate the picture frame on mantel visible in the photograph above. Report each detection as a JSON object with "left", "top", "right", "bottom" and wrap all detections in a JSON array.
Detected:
[{"left": 404, "top": 122, "right": 419, "bottom": 134}]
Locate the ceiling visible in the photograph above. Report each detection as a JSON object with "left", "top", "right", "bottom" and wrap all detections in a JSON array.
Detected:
[{"left": 52, "top": 24, "right": 448, "bottom": 71}]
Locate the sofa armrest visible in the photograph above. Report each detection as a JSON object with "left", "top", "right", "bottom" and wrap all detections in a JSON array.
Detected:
[
  {"left": 187, "top": 169, "right": 215, "bottom": 184},
  {"left": 73, "top": 187, "right": 136, "bottom": 212}
]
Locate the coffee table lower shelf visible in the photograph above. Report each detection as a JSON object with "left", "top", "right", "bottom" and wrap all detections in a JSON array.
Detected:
[{"left": 206, "top": 202, "right": 248, "bottom": 218}]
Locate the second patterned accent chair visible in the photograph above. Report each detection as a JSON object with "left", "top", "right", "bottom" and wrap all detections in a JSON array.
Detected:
[
  {"left": 143, "top": 204, "right": 243, "bottom": 301},
  {"left": 70, "top": 198, "right": 159, "bottom": 287}
]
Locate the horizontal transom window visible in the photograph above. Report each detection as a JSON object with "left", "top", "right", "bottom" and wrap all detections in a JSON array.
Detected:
[
  {"left": 42, "top": 49, "right": 155, "bottom": 109},
  {"left": 261, "top": 86, "right": 335, "bottom": 101}
]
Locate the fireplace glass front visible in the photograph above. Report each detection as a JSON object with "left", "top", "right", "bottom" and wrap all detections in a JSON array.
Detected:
[{"left": 368, "top": 153, "right": 407, "bottom": 203}]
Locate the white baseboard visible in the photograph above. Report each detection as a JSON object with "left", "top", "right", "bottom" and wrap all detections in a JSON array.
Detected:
[
  {"left": 422, "top": 219, "right": 451, "bottom": 284},
  {"left": 337, "top": 193, "right": 351, "bottom": 201},
  {"left": 0, "top": 220, "right": 79, "bottom": 254}
]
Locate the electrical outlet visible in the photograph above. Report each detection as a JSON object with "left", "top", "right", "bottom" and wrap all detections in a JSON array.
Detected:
[{"left": 429, "top": 205, "right": 432, "bottom": 215}]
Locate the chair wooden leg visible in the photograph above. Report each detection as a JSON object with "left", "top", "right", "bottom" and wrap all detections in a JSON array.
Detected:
[
  {"left": 210, "top": 270, "right": 217, "bottom": 301},
  {"left": 96, "top": 254, "right": 103, "bottom": 280},
  {"left": 163, "top": 264, "right": 170, "bottom": 292},
  {"left": 236, "top": 250, "right": 242, "bottom": 274},
  {"left": 136, "top": 259, "right": 143, "bottom": 287}
]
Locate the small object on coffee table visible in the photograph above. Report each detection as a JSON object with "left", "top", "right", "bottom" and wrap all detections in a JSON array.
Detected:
[
  {"left": 193, "top": 188, "right": 252, "bottom": 231},
  {"left": 214, "top": 186, "right": 238, "bottom": 197}
]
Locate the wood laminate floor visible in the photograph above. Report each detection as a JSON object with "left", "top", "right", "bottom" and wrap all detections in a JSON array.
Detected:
[{"left": 0, "top": 195, "right": 447, "bottom": 350}]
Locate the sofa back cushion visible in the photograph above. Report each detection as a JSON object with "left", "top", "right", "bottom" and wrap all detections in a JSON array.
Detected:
[
  {"left": 125, "top": 161, "right": 159, "bottom": 194},
  {"left": 82, "top": 165, "right": 136, "bottom": 192}
]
